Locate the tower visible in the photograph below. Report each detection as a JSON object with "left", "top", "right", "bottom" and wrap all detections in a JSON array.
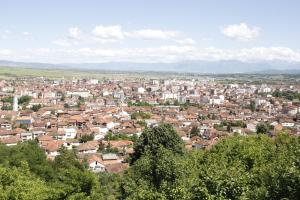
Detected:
[
  {"left": 13, "top": 96, "right": 18, "bottom": 112},
  {"left": 120, "top": 91, "right": 124, "bottom": 113}
]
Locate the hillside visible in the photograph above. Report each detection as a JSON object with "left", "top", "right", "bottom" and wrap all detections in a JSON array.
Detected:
[{"left": 0, "top": 124, "right": 299, "bottom": 199}]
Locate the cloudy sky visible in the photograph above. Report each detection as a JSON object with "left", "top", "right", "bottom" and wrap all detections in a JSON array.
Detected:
[{"left": 0, "top": 0, "right": 300, "bottom": 64}]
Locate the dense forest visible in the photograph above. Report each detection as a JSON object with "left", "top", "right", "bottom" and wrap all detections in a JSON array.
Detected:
[{"left": 0, "top": 124, "right": 299, "bottom": 200}]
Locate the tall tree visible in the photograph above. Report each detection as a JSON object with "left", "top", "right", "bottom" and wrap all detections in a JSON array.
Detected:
[{"left": 131, "top": 123, "right": 184, "bottom": 163}]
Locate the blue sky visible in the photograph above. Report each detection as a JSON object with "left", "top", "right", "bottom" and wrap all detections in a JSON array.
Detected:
[{"left": 0, "top": 0, "right": 300, "bottom": 63}]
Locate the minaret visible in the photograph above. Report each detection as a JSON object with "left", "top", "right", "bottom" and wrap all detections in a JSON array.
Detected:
[
  {"left": 120, "top": 91, "right": 124, "bottom": 113},
  {"left": 13, "top": 96, "right": 18, "bottom": 112}
]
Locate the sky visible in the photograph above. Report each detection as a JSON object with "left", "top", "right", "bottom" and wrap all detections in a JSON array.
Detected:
[{"left": 0, "top": 0, "right": 300, "bottom": 64}]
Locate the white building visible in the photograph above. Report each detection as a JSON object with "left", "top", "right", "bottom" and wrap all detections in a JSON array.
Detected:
[
  {"left": 88, "top": 79, "right": 99, "bottom": 84},
  {"left": 137, "top": 87, "right": 146, "bottom": 94},
  {"left": 67, "top": 91, "right": 91, "bottom": 98}
]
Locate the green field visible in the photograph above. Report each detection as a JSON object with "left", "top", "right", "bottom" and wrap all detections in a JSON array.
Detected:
[
  {"left": 0, "top": 66, "right": 113, "bottom": 79},
  {"left": 1, "top": 66, "right": 300, "bottom": 84},
  {"left": 0, "top": 66, "right": 202, "bottom": 80}
]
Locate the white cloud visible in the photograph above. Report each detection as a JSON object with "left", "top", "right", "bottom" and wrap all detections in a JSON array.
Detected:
[
  {"left": 0, "top": 49, "right": 13, "bottom": 56},
  {"left": 53, "top": 27, "right": 83, "bottom": 46},
  {"left": 1, "top": 30, "right": 12, "bottom": 39},
  {"left": 4, "top": 30, "right": 11, "bottom": 34},
  {"left": 125, "top": 29, "right": 181, "bottom": 40},
  {"left": 52, "top": 39, "right": 72, "bottom": 47},
  {"left": 221, "top": 23, "right": 260, "bottom": 41},
  {"left": 53, "top": 26, "right": 195, "bottom": 46},
  {"left": 68, "top": 27, "right": 82, "bottom": 40},
  {"left": 176, "top": 38, "right": 195, "bottom": 45},
  {"left": 22, "top": 31, "right": 31, "bottom": 36},
  {"left": 22, "top": 31, "right": 34, "bottom": 41},
  {"left": 4, "top": 46, "right": 300, "bottom": 64},
  {"left": 92, "top": 25, "right": 124, "bottom": 42}
]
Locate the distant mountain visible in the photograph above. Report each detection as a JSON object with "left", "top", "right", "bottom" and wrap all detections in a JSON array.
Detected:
[
  {"left": 0, "top": 60, "right": 65, "bottom": 69},
  {"left": 253, "top": 69, "right": 300, "bottom": 74},
  {"left": 0, "top": 60, "right": 299, "bottom": 74}
]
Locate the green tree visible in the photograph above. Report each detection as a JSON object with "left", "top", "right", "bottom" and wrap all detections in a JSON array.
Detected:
[
  {"left": 60, "top": 94, "right": 65, "bottom": 101},
  {"left": 79, "top": 134, "right": 94, "bottom": 143},
  {"left": 192, "top": 134, "right": 300, "bottom": 200},
  {"left": 131, "top": 123, "right": 184, "bottom": 163},
  {"left": 122, "top": 147, "right": 197, "bottom": 200},
  {"left": 0, "top": 163, "right": 52, "bottom": 200},
  {"left": 1, "top": 96, "right": 13, "bottom": 103},
  {"left": 18, "top": 95, "right": 32, "bottom": 105},
  {"left": 190, "top": 126, "right": 200, "bottom": 137},
  {"left": 31, "top": 104, "right": 42, "bottom": 112},
  {"left": 249, "top": 100, "right": 256, "bottom": 112},
  {"left": 256, "top": 123, "right": 269, "bottom": 134}
]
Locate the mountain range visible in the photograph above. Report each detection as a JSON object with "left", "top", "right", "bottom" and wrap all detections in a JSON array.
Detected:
[{"left": 0, "top": 60, "right": 299, "bottom": 74}]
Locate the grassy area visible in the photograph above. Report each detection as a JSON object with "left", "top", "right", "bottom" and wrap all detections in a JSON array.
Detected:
[
  {"left": 0, "top": 66, "right": 146, "bottom": 80},
  {"left": 0, "top": 66, "right": 205, "bottom": 80},
  {"left": 1, "top": 66, "right": 300, "bottom": 84}
]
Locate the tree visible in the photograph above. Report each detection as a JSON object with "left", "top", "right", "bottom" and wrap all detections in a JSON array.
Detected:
[
  {"left": 0, "top": 141, "right": 116, "bottom": 199},
  {"left": 0, "top": 163, "right": 52, "bottom": 200},
  {"left": 190, "top": 126, "right": 200, "bottom": 137},
  {"left": 79, "top": 134, "right": 94, "bottom": 143},
  {"left": 31, "top": 104, "right": 42, "bottom": 112},
  {"left": 19, "top": 124, "right": 27, "bottom": 129},
  {"left": 18, "top": 95, "right": 31, "bottom": 105},
  {"left": 1, "top": 96, "right": 13, "bottom": 103},
  {"left": 227, "top": 124, "right": 232, "bottom": 132},
  {"left": 192, "top": 134, "right": 300, "bottom": 200},
  {"left": 130, "top": 111, "right": 151, "bottom": 120},
  {"left": 122, "top": 147, "right": 196, "bottom": 200},
  {"left": 1, "top": 105, "right": 12, "bottom": 110},
  {"left": 131, "top": 123, "right": 184, "bottom": 164},
  {"left": 256, "top": 123, "right": 269, "bottom": 134},
  {"left": 249, "top": 100, "right": 256, "bottom": 112},
  {"left": 54, "top": 147, "right": 83, "bottom": 170},
  {"left": 60, "top": 94, "right": 65, "bottom": 101}
]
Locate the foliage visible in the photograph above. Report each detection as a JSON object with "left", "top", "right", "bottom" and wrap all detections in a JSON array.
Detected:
[
  {"left": 124, "top": 132, "right": 300, "bottom": 200},
  {"left": 136, "top": 120, "right": 147, "bottom": 127},
  {"left": 102, "top": 146, "right": 119, "bottom": 154},
  {"left": 131, "top": 123, "right": 184, "bottom": 164},
  {"left": 130, "top": 111, "right": 151, "bottom": 120},
  {"left": 0, "top": 126, "right": 299, "bottom": 200},
  {"left": 1, "top": 105, "right": 12, "bottom": 110},
  {"left": 31, "top": 104, "right": 42, "bottom": 112},
  {"left": 79, "top": 134, "right": 94, "bottom": 143},
  {"left": 121, "top": 147, "right": 199, "bottom": 199},
  {"left": 0, "top": 141, "right": 118, "bottom": 199},
  {"left": 221, "top": 120, "right": 247, "bottom": 128},
  {"left": 128, "top": 101, "right": 152, "bottom": 107},
  {"left": 273, "top": 89, "right": 300, "bottom": 101},
  {"left": 0, "top": 163, "right": 52, "bottom": 200},
  {"left": 18, "top": 95, "right": 32, "bottom": 105},
  {"left": 190, "top": 126, "right": 200, "bottom": 137},
  {"left": 19, "top": 124, "right": 28, "bottom": 129},
  {"left": 192, "top": 134, "right": 300, "bottom": 200},
  {"left": 1, "top": 96, "right": 13, "bottom": 103},
  {"left": 60, "top": 94, "right": 65, "bottom": 101},
  {"left": 105, "top": 132, "right": 138, "bottom": 142},
  {"left": 249, "top": 100, "right": 256, "bottom": 112},
  {"left": 256, "top": 123, "right": 273, "bottom": 134}
]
